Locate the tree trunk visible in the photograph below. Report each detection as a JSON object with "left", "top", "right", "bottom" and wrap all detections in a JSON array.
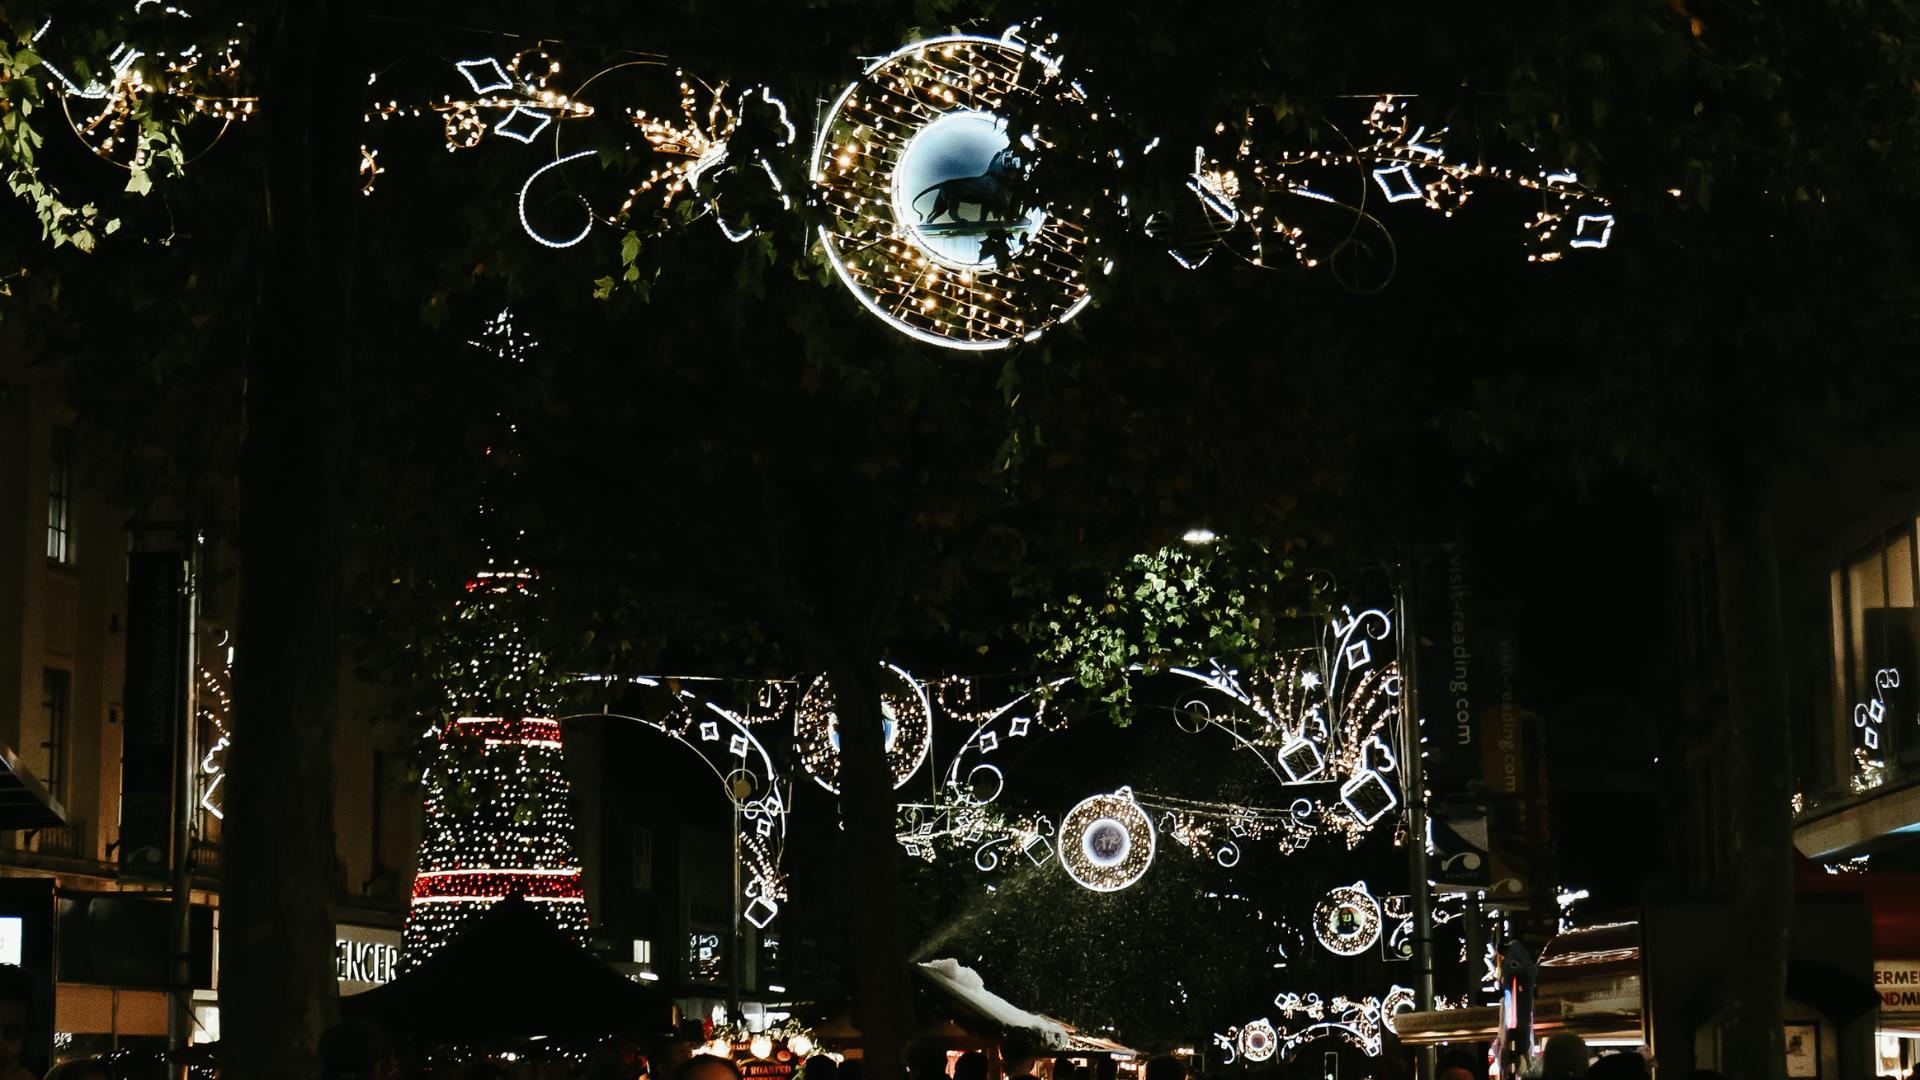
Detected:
[
  {"left": 829, "top": 655, "right": 917, "bottom": 1080},
  {"left": 221, "top": 3, "right": 356, "bottom": 1077},
  {"left": 1707, "top": 450, "right": 1793, "bottom": 1080}
]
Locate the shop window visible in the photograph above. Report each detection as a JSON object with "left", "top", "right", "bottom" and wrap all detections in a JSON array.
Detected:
[
  {"left": 1835, "top": 522, "right": 1920, "bottom": 766},
  {"left": 45, "top": 430, "right": 71, "bottom": 565},
  {"left": 687, "top": 930, "right": 723, "bottom": 981}
]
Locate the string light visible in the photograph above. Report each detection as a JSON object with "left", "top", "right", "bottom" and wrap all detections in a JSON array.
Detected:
[
  {"left": 793, "top": 663, "right": 933, "bottom": 794},
  {"left": 401, "top": 315, "right": 588, "bottom": 969}
]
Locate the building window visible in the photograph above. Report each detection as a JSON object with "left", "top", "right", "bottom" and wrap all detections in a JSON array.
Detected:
[
  {"left": 631, "top": 938, "right": 652, "bottom": 965},
  {"left": 631, "top": 827, "right": 653, "bottom": 891},
  {"left": 40, "top": 669, "right": 70, "bottom": 802},
  {"left": 46, "top": 430, "right": 71, "bottom": 565},
  {"left": 687, "top": 931, "right": 723, "bottom": 982},
  {"left": 1834, "top": 522, "right": 1920, "bottom": 765}
]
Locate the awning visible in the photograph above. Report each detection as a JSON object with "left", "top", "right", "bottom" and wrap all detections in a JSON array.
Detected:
[
  {"left": 0, "top": 744, "right": 66, "bottom": 831},
  {"left": 1395, "top": 922, "right": 1645, "bottom": 1047}
]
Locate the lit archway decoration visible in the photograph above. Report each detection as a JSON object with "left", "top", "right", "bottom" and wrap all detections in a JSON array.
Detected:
[
  {"left": 810, "top": 32, "right": 1094, "bottom": 350},
  {"left": 1058, "top": 786, "right": 1156, "bottom": 892},
  {"left": 794, "top": 663, "right": 934, "bottom": 793}
]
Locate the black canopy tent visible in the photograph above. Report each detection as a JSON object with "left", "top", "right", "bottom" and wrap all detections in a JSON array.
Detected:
[{"left": 341, "top": 896, "right": 671, "bottom": 1045}]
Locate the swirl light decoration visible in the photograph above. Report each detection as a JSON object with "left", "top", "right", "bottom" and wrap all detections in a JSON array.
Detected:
[
  {"left": 1313, "top": 881, "right": 1383, "bottom": 957},
  {"left": 810, "top": 32, "right": 1094, "bottom": 350},
  {"left": 794, "top": 663, "right": 934, "bottom": 793},
  {"left": 1058, "top": 787, "right": 1157, "bottom": 892}
]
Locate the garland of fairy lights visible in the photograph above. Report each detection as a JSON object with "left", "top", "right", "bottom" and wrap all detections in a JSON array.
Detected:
[
  {"left": 29, "top": 16, "right": 1615, "bottom": 350},
  {"left": 403, "top": 713, "right": 589, "bottom": 967},
  {"left": 1215, "top": 985, "right": 1417, "bottom": 1063}
]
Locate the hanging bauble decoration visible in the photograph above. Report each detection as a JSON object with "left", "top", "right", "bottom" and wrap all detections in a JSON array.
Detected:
[
  {"left": 1058, "top": 786, "right": 1156, "bottom": 892},
  {"left": 811, "top": 32, "right": 1093, "bottom": 350},
  {"left": 794, "top": 663, "right": 934, "bottom": 793},
  {"left": 1238, "top": 1018, "right": 1278, "bottom": 1063},
  {"left": 1313, "top": 880, "right": 1383, "bottom": 956}
]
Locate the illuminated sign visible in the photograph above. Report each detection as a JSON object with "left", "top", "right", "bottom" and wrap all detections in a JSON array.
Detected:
[
  {"left": 335, "top": 925, "right": 402, "bottom": 995},
  {"left": 1877, "top": 960, "right": 1920, "bottom": 1015}
]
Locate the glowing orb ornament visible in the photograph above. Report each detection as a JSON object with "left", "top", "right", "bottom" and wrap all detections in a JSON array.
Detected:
[
  {"left": 1238, "top": 1018, "right": 1278, "bottom": 1063},
  {"left": 1058, "top": 787, "right": 1156, "bottom": 892},
  {"left": 1314, "top": 881, "right": 1383, "bottom": 956},
  {"left": 795, "top": 663, "right": 933, "bottom": 793},
  {"left": 811, "top": 32, "right": 1093, "bottom": 350}
]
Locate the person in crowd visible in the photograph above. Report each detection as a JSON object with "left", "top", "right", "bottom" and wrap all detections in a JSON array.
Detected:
[
  {"left": 1436, "top": 1069, "right": 1474, "bottom": 1080},
  {"left": 952, "top": 1051, "right": 986, "bottom": 1080},
  {"left": 999, "top": 1035, "right": 1041, "bottom": 1080},
  {"left": 462, "top": 1061, "right": 510, "bottom": 1080},
  {"left": 319, "top": 1019, "right": 398, "bottom": 1080},
  {"left": 45, "top": 1061, "right": 112, "bottom": 1080},
  {"left": 802, "top": 1056, "right": 840, "bottom": 1080},
  {"left": 838, "top": 1059, "right": 865, "bottom": 1080},
  {"left": 1585, "top": 1052, "right": 1647, "bottom": 1080},
  {"left": 1540, "top": 1034, "right": 1589, "bottom": 1079},
  {"left": 908, "top": 1043, "right": 950, "bottom": 1080},
  {"left": 1142, "top": 1056, "right": 1185, "bottom": 1080},
  {"left": 674, "top": 1054, "right": 744, "bottom": 1080}
]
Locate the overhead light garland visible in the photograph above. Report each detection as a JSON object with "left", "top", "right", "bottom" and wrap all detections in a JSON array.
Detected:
[{"left": 1215, "top": 985, "right": 1416, "bottom": 1063}]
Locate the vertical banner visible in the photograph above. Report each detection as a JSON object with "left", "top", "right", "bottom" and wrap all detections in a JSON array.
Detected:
[
  {"left": 122, "top": 551, "right": 186, "bottom": 880},
  {"left": 1415, "top": 543, "right": 1494, "bottom": 892}
]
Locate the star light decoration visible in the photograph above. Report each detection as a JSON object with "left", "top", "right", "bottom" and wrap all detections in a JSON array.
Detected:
[
  {"left": 793, "top": 663, "right": 933, "bottom": 794},
  {"left": 1057, "top": 787, "right": 1157, "bottom": 893},
  {"left": 810, "top": 32, "right": 1095, "bottom": 350},
  {"left": 1160, "top": 96, "right": 1615, "bottom": 282}
]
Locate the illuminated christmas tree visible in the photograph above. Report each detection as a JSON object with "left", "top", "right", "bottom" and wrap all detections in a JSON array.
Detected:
[{"left": 400, "top": 313, "right": 589, "bottom": 968}]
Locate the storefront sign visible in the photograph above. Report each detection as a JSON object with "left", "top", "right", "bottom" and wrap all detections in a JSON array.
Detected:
[
  {"left": 742, "top": 1058, "right": 795, "bottom": 1080},
  {"left": 1876, "top": 960, "right": 1920, "bottom": 1015},
  {"left": 336, "top": 925, "right": 402, "bottom": 995}
]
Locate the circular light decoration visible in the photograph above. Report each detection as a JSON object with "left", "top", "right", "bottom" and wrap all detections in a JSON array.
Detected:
[
  {"left": 1238, "top": 1019, "right": 1278, "bottom": 1063},
  {"left": 795, "top": 663, "right": 933, "bottom": 794},
  {"left": 1313, "top": 881, "right": 1383, "bottom": 956},
  {"left": 1058, "top": 787, "right": 1156, "bottom": 892},
  {"left": 811, "top": 33, "right": 1094, "bottom": 350}
]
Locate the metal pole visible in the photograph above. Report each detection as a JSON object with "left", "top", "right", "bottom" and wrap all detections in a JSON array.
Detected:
[
  {"left": 1397, "top": 566, "right": 1437, "bottom": 1078},
  {"left": 166, "top": 535, "right": 199, "bottom": 1080},
  {"left": 730, "top": 801, "right": 743, "bottom": 1023}
]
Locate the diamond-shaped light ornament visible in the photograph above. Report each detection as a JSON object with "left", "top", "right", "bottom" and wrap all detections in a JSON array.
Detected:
[
  {"left": 455, "top": 57, "right": 514, "bottom": 95},
  {"left": 1570, "top": 213, "right": 1615, "bottom": 249},
  {"left": 493, "top": 105, "right": 553, "bottom": 144},
  {"left": 1371, "top": 164, "right": 1423, "bottom": 203}
]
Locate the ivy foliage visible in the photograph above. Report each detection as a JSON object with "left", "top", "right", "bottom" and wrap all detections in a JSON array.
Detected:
[{"left": 1029, "top": 541, "right": 1312, "bottom": 721}]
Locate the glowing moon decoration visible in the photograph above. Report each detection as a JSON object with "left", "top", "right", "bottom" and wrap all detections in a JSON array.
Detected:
[
  {"left": 1314, "top": 881, "right": 1383, "bottom": 956},
  {"left": 811, "top": 32, "right": 1093, "bottom": 350},
  {"left": 1058, "top": 787, "right": 1156, "bottom": 892},
  {"left": 794, "top": 663, "right": 933, "bottom": 794}
]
